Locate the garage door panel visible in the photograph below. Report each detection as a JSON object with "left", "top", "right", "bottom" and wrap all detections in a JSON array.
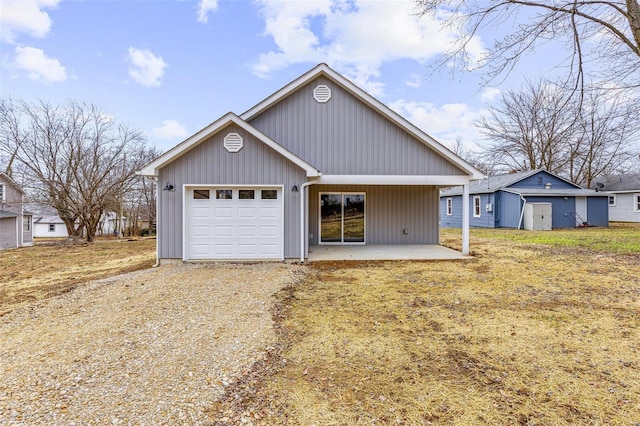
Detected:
[
  {"left": 214, "top": 207, "right": 233, "bottom": 218},
  {"left": 237, "top": 244, "right": 258, "bottom": 255},
  {"left": 214, "top": 225, "right": 233, "bottom": 237},
  {"left": 191, "top": 206, "right": 211, "bottom": 218},
  {"left": 237, "top": 225, "right": 256, "bottom": 237},
  {"left": 260, "top": 244, "right": 278, "bottom": 256},
  {"left": 238, "top": 207, "right": 257, "bottom": 218},
  {"left": 191, "top": 225, "right": 211, "bottom": 238},
  {"left": 260, "top": 225, "right": 279, "bottom": 237},
  {"left": 187, "top": 187, "right": 283, "bottom": 260},
  {"left": 260, "top": 207, "right": 279, "bottom": 218}
]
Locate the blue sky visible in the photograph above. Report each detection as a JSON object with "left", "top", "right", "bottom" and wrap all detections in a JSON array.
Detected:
[{"left": 1, "top": 0, "right": 558, "bottom": 153}]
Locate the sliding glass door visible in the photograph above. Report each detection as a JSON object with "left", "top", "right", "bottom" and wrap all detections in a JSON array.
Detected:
[{"left": 320, "top": 193, "right": 365, "bottom": 244}]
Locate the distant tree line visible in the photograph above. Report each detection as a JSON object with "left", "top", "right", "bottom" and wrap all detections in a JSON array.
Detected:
[{"left": 0, "top": 98, "right": 161, "bottom": 243}]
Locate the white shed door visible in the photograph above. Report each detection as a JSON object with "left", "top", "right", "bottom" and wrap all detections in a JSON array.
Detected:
[{"left": 186, "top": 187, "right": 283, "bottom": 260}]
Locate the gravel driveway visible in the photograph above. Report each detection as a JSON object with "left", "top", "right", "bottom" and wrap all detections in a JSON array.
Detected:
[{"left": 0, "top": 263, "right": 303, "bottom": 425}]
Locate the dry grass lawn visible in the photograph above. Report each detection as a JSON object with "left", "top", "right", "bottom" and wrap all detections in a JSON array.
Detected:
[
  {"left": 0, "top": 238, "right": 155, "bottom": 316},
  {"left": 213, "top": 224, "right": 640, "bottom": 425}
]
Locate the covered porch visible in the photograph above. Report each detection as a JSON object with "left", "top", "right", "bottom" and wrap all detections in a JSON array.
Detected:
[{"left": 308, "top": 244, "right": 470, "bottom": 262}]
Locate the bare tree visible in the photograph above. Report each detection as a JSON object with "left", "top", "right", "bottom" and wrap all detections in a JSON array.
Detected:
[
  {"left": 0, "top": 98, "right": 153, "bottom": 242},
  {"left": 476, "top": 80, "right": 639, "bottom": 183},
  {"left": 450, "top": 137, "right": 496, "bottom": 175},
  {"left": 416, "top": 0, "right": 640, "bottom": 91},
  {"left": 476, "top": 79, "right": 577, "bottom": 174},
  {"left": 569, "top": 89, "right": 640, "bottom": 186}
]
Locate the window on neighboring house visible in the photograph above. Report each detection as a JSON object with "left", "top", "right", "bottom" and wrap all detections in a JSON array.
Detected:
[
  {"left": 473, "top": 196, "right": 481, "bottom": 217},
  {"left": 446, "top": 198, "right": 453, "bottom": 216},
  {"left": 635, "top": 194, "right": 640, "bottom": 212},
  {"left": 608, "top": 195, "right": 616, "bottom": 206},
  {"left": 0, "top": 183, "right": 4, "bottom": 202},
  {"left": 23, "top": 216, "right": 31, "bottom": 232},
  {"left": 49, "top": 224, "right": 55, "bottom": 232}
]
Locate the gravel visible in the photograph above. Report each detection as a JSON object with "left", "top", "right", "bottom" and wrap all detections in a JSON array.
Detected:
[{"left": 0, "top": 263, "right": 303, "bottom": 425}]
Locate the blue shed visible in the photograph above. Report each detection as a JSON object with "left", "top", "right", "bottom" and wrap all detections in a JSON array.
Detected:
[{"left": 440, "top": 170, "right": 609, "bottom": 229}]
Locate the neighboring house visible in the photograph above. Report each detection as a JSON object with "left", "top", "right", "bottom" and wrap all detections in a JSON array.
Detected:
[
  {"left": 594, "top": 174, "right": 640, "bottom": 222},
  {"left": 0, "top": 172, "right": 33, "bottom": 250},
  {"left": 33, "top": 215, "right": 69, "bottom": 238},
  {"left": 98, "top": 211, "right": 128, "bottom": 236},
  {"left": 139, "top": 63, "right": 484, "bottom": 263},
  {"left": 440, "top": 169, "right": 609, "bottom": 229}
]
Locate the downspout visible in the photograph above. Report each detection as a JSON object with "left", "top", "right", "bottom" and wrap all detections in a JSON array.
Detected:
[
  {"left": 300, "top": 180, "right": 316, "bottom": 263},
  {"left": 517, "top": 194, "right": 527, "bottom": 230}
]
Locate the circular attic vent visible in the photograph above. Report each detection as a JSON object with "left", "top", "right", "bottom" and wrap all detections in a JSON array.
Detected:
[
  {"left": 313, "top": 85, "right": 332, "bottom": 103},
  {"left": 224, "top": 132, "right": 243, "bottom": 153}
]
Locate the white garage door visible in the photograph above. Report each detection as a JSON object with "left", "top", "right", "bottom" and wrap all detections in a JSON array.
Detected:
[{"left": 186, "top": 186, "right": 284, "bottom": 260}]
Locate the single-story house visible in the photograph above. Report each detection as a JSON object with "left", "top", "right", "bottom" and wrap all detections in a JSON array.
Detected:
[
  {"left": 440, "top": 169, "right": 609, "bottom": 229},
  {"left": 139, "top": 63, "right": 484, "bottom": 263},
  {"left": 34, "top": 215, "right": 68, "bottom": 238},
  {"left": 0, "top": 172, "right": 33, "bottom": 250},
  {"left": 594, "top": 174, "right": 640, "bottom": 223}
]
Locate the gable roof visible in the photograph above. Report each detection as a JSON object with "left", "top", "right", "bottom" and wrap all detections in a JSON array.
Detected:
[
  {"left": 594, "top": 174, "right": 640, "bottom": 192},
  {"left": 241, "top": 63, "right": 484, "bottom": 180},
  {"left": 0, "top": 172, "right": 26, "bottom": 194},
  {"left": 442, "top": 169, "right": 584, "bottom": 196},
  {"left": 138, "top": 113, "right": 321, "bottom": 177}
]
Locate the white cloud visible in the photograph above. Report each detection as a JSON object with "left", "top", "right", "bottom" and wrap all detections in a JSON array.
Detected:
[
  {"left": 127, "top": 47, "right": 168, "bottom": 87},
  {"left": 197, "top": 0, "right": 219, "bottom": 23},
  {"left": 251, "top": 0, "right": 485, "bottom": 96},
  {"left": 480, "top": 87, "right": 501, "bottom": 103},
  {"left": 389, "top": 99, "right": 484, "bottom": 151},
  {"left": 152, "top": 120, "right": 188, "bottom": 140},
  {"left": 405, "top": 73, "right": 423, "bottom": 88},
  {"left": 13, "top": 46, "right": 67, "bottom": 83},
  {"left": 0, "top": 0, "right": 61, "bottom": 43}
]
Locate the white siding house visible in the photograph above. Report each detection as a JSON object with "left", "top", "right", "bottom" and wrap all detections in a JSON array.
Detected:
[{"left": 596, "top": 174, "right": 640, "bottom": 223}]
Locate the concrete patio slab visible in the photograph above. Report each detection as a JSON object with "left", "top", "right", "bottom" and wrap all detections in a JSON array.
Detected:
[{"left": 307, "top": 244, "right": 470, "bottom": 262}]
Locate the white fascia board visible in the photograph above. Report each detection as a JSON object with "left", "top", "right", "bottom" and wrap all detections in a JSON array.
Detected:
[
  {"left": 314, "top": 175, "right": 471, "bottom": 186},
  {"left": 241, "top": 64, "right": 485, "bottom": 181},
  {"left": 137, "top": 113, "right": 320, "bottom": 178}
]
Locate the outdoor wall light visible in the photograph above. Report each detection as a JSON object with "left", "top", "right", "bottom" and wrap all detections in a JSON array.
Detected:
[
  {"left": 291, "top": 184, "right": 299, "bottom": 192},
  {"left": 163, "top": 182, "right": 174, "bottom": 191}
]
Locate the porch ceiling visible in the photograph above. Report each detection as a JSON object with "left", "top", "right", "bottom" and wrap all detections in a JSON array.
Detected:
[{"left": 307, "top": 244, "right": 470, "bottom": 262}]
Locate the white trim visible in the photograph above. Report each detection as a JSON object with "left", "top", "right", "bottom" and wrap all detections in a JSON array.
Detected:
[
  {"left": 473, "top": 196, "right": 481, "bottom": 218},
  {"left": 635, "top": 193, "right": 640, "bottom": 212},
  {"left": 318, "top": 192, "right": 366, "bottom": 245},
  {"left": 446, "top": 197, "right": 453, "bottom": 216},
  {"left": 138, "top": 113, "right": 320, "bottom": 178},
  {"left": 182, "top": 184, "right": 285, "bottom": 261},
  {"left": 314, "top": 174, "right": 471, "bottom": 186},
  {"left": 240, "top": 64, "right": 485, "bottom": 181}
]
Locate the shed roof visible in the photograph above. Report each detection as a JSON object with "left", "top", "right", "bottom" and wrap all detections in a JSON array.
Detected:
[
  {"left": 594, "top": 174, "right": 640, "bottom": 192},
  {"left": 441, "top": 169, "right": 584, "bottom": 196},
  {"left": 0, "top": 210, "right": 18, "bottom": 219}
]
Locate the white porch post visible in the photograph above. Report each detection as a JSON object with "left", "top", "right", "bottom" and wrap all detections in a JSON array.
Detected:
[{"left": 462, "top": 183, "right": 470, "bottom": 255}]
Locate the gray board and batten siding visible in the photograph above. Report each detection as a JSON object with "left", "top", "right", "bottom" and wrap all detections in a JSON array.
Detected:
[
  {"left": 158, "top": 123, "right": 308, "bottom": 260},
  {"left": 247, "top": 76, "right": 467, "bottom": 177},
  {"left": 308, "top": 185, "right": 440, "bottom": 247}
]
